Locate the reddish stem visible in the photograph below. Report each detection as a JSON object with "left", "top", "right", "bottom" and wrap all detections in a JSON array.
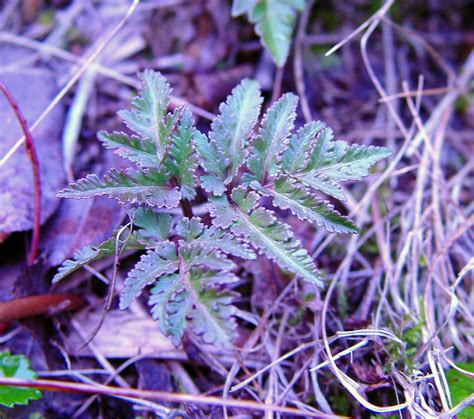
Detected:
[
  {"left": 0, "top": 294, "right": 85, "bottom": 323},
  {"left": 0, "top": 81, "right": 41, "bottom": 265}
]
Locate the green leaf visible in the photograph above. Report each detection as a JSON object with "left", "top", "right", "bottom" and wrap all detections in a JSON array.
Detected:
[
  {"left": 149, "top": 274, "right": 189, "bottom": 346},
  {"left": 210, "top": 79, "right": 262, "bottom": 183},
  {"left": 53, "top": 240, "right": 115, "bottom": 284},
  {"left": 53, "top": 230, "right": 143, "bottom": 283},
  {"left": 195, "top": 131, "right": 227, "bottom": 195},
  {"left": 149, "top": 269, "right": 237, "bottom": 347},
  {"left": 281, "top": 123, "right": 391, "bottom": 200},
  {"left": 251, "top": 177, "right": 358, "bottom": 234},
  {"left": 231, "top": 0, "right": 256, "bottom": 16},
  {"left": 58, "top": 168, "right": 181, "bottom": 208},
  {"left": 180, "top": 242, "right": 237, "bottom": 271},
  {"left": 210, "top": 187, "right": 322, "bottom": 286},
  {"left": 446, "top": 363, "right": 474, "bottom": 418},
  {"left": 248, "top": 0, "right": 305, "bottom": 67},
  {"left": 176, "top": 218, "right": 256, "bottom": 259},
  {"left": 281, "top": 121, "right": 325, "bottom": 174},
  {"left": 313, "top": 143, "right": 392, "bottom": 182},
  {"left": 247, "top": 93, "right": 298, "bottom": 182},
  {"left": 118, "top": 70, "right": 172, "bottom": 161},
  {"left": 208, "top": 195, "right": 239, "bottom": 229},
  {"left": 0, "top": 352, "right": 41, "bottom": 407},
  {"left": 97, "top": 131, "right": 160, "bottom": 167},
  {"left": 145, "top": 241, "right": 238, "bottom": 348},
  {"left": 164, "top": 108, "right": 198, "bottom": 199},
  {"left": 132, "top": 208, "right": 173, "bottom": 243},
  {"left": 296, "top": 172, "right": 346, "bottom": 200},
  {"left": 120, "top": 241, "right": 179, "bottom": 309}
]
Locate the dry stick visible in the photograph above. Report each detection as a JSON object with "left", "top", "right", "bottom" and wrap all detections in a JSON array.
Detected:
[
  {"left": 382, "top": 18, "right": 455, "bottom": 81},
  {"left": 264, "top": 309, "right": 289, "bottom": 419},
  {"left": 0, "top": 82, "right": 41, "bottom": 265},
  {"left": 0, "top": 0, "right": 139, "bottom": 169},
  {"left": 379, "top": 86, "right": 450, "bottom": 103},
  {"left": 73, "top": 354, "right": 170, "bottom": 418},
  {"left": 416, "top": 215, "right": 474, "bottom": 359},
  {"left": 0, "top": 294, "right": 85, "bottom": 322},
  {"left": 406, "top": 51, "right": 474, "bottom": 156},
  {"left": 222, "top": 309, "right": 270, "bottom": 419},
  {"left": 325, "top": 0, "right": 394, "bottom": 57},
  {"left": 80, "top": 222, "right": 133, "bottom": 349},
  {"left": 381, "top": 8, "right": 398, "bottom": 154},
  {"left": 231, "top": 341, "right": 320, "bottom": 393},
  {"left": 0, "top": 376, "right": 339, "bottom": 418},
  {"left": 71, "top": 318, "right": 130, "bottom": 389}
]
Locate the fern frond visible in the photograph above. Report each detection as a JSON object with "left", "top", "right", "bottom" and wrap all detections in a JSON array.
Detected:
[
  {"left": 118, "top": 70, "right": 172, "bottom": 161},
  {"left": 210, "top": 187, "right": 322, "bottom": 286},
  {"left": 251, "top": 178, "right": 358, "bottom": 234},
  {"left": 164, "top": 108, "right": 198, "bottom": 199},
  {"left": 119, "top": 241, "right": 179, "bottom": 309},
  {"left": 246, "top": 93, "right": 298, "bottom": 183},
  {"left": 210, "top": 79, "right": 262, "bottom": 183},
  {"left": 233, "top": 0, "right": 305, "bottom": 67},
  {"left": 176, "top": 218, "right": 256, "bottom": 259},
  {"left": 97, "top": 131, "right": 160, "bottom": 167},
  {"left": 58, "top": 168, "right": 181, "bottom": 208}
]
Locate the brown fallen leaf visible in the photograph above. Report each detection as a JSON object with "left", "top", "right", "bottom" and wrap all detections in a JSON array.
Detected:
[{"left": 68, "top": 309, "right": 185, "bottom": 360}]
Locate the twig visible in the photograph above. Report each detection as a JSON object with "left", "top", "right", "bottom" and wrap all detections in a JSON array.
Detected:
[
  {"left": 0, "top": 81, "right": 41, "bottom": 265},
  {"left": 325, "top": 0, "right": 394, "bottom": 57},
  {"left": 0, "top": 376, "right": 340, "bottom": 418},
  {"left": 79, "top": 222, "right": 133, "bottom": 348},
  {"left": 0, "top": 294, "right": 85, "bottom": 322}
]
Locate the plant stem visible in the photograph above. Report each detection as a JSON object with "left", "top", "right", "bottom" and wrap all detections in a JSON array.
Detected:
[
  {"left": 0, "top": 81, "right": 41, "bottom": 265},
  {"left": 180, "top": 198, "right": 194, "bottom": 218},
  {"left": 0, "top": 377, "right": 334, "bottom": 417},
  {"left": 0, "top": 294, "right": 85, "bottom": 322}
]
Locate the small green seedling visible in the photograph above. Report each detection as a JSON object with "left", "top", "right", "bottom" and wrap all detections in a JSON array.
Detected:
[
  {"left": 55, "top": 70, "right": 390, "bottom": 347},
  {"left": 0, "top": 352, "right": 41, "bottom": 407}
]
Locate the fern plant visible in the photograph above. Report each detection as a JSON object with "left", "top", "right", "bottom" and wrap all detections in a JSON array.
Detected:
[
  {"left": 55, "top": 70, "right": 390, "bottom": 347},
  {"left": 232, "top": 0, "right": 306, "bottom": 67}
]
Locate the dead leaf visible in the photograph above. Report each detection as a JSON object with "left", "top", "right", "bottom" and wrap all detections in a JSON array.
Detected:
[
  {"left": 68, "top": 309, "right": 185, "bottom": 360},
  {"left": 0, "top": 46, "right": 65, "bottom": 237}
]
